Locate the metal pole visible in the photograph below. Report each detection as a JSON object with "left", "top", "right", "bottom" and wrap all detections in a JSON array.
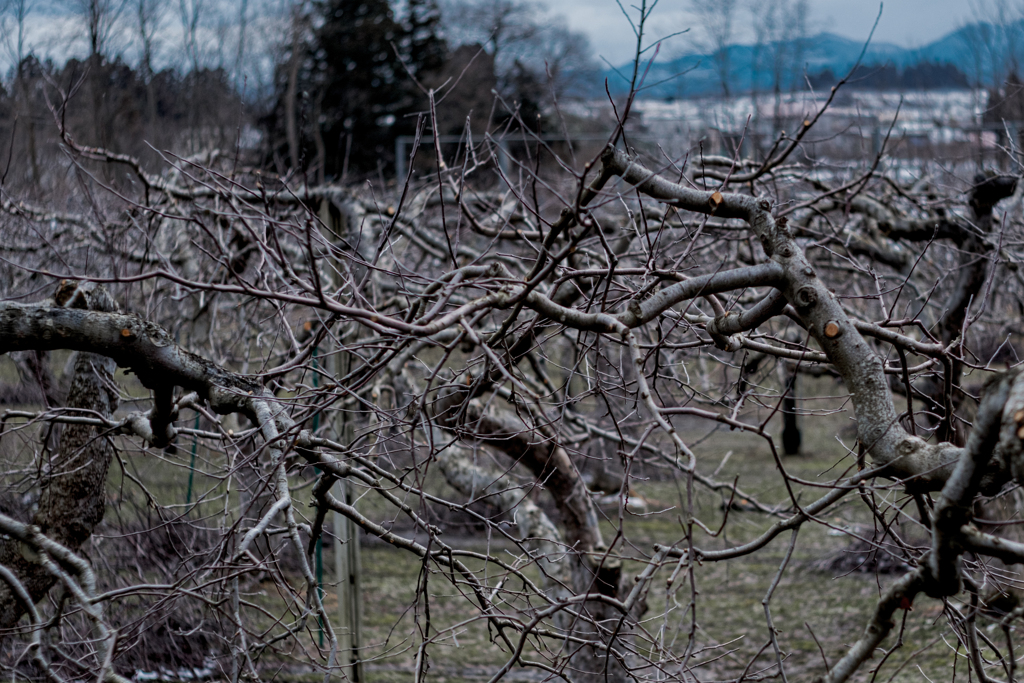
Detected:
[
  {"left": 333, "top": 481, "right": 361, "bottom": 681},
  {"left": 333, "top": 500, "right": 353, "bottom": 679},
  {"left": 312, "top": 347, "right": 325, "bottom": 648}
]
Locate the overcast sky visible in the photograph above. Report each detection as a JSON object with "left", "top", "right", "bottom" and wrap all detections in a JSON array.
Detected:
[
  {"left": 0, "top": 0, "right": 978, "bottom": 77},
  {"left": 557, "top": 0, "right": 974, "bottom": 66}
]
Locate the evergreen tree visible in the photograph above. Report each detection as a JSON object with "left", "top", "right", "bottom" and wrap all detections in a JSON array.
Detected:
[
  {"left": 313, "top": 0, "right": 408, "bottom": 176},
  {"left": 405, "top": 0, "right": 447, "bottom": 80},
  {"left": 264, "top": 0, "right": 450, "bottom": 178},
  {"left": 397, "top": 0, "right": 448, "bottom": 142}
]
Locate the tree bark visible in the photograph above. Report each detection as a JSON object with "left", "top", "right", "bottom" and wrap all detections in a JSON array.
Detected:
[
  {"left": 426, "top": 384, "right": 641, "bottom": 681},
  {"left": 0, "top": 282, "right": 119, "bottom": 629},
  {"left": 781, "top": 362, "right": 801, "bottom": 455}
]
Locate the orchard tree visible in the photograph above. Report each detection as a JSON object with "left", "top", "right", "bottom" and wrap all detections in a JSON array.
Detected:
[{"left": 6, "top": 10, "right": 1024, "bottom": 683}]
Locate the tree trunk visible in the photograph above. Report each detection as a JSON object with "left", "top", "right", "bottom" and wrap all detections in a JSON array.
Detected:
[
  {"left": 0, "top": 282, "right": 118, "bottom": 630},
  {"left": 16, "top": 70, "right": 41, "bottom": 190},
  {"left": 781, "top": 364, "right": 801, "bottom": 455},
  {"left": 285, "top": 11, "right": 303, "bottom": 172},
  {"left": 427, "top": 388, "right": 640, "bottom": 682},
  {"left": 917, "top": 174, "right": 1017, "bottom": 443}
]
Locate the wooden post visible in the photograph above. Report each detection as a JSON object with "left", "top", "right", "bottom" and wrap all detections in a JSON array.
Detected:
[
  {"left": 333, "top": 479, "right": 363, "bottom": 681},
  {"left": 333, "top": 335, "right": 363, "bottom": 681},
  {"left": 395, "top": 136, "right": 408, "bottom": 183},
  {"left": 320, "top": 198, "right": 364, "bottom": 681},
  {"left": 496, "top": 136, "right": 511, "bottom": 177}
]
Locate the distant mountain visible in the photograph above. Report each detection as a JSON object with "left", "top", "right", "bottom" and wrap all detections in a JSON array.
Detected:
[
  {"left": 913, "top": 20, "right": 1024, "bottom": 74},
  {"left": 604, "top": 21, "right": 1020, "bottom": 99}
]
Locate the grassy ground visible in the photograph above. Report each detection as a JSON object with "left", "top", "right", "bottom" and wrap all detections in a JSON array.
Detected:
[
  {"left": 97, "top": 406, "right": 982, "bottom": 682},
  {"left": 341, "top": 417, "right": 978, "bottom": 683},
  {"left": 0, "top": 356, "right": 985, "bottom": 682}
]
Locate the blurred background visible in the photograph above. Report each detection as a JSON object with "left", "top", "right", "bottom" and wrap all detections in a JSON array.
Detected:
[{"left": 1, "top": 0, "right": 1023, "bottom": 191}]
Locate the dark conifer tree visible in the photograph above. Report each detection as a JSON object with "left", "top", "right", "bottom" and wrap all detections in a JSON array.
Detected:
[
  {"left": 405, "top": 0, "right": 447, "bottom": 79},
  {"left": 264, "top": 0, "right": 451, "bottom": 178},
  {"left": 312, "top": 0, "right": 408, "bottom": 176},
  {"left": 492, "top": 59, "right": 545, "bottom": 133},
  {"left": 397, "top": 0, "right": 448, "bottom": 138}
]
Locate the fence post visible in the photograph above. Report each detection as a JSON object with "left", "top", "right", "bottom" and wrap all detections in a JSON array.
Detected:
[
  {"left": 395, "top": 137, "right": 408, "bottom": 182},
  {"left": 333, "top": 324, "right": 363, "bottom": 682},
  {"left": 496, "top": 137, "right": 511, "bottom": 177},
  {"left": 1008, "top": 122, "right": 1020, "bottom": 170},
  {"left": 319, "top": 198, "right": 364, "bottom": 681},
  {"left": 334, "top": 476, "right": 362, "bottom": 680}
]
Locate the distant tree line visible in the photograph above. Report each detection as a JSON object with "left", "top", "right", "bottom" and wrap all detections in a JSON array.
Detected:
[
  {"left": 262, "top": 0, "right": 597, "bottom": 179},
  {"left": 984, "top": 74, "right": 1024, "bottom": 127},
  {"left": 808, "top": 61, "right": 971, "bottom": 91},
  {"left": 5, "top": 0, "right": 1011, "bottom": 189},
  {"left": 0, "top": 54, "right": 243, "bottom": 194},
  {"left": 0, "top": 0, "right": 596, "bottom": 192}
]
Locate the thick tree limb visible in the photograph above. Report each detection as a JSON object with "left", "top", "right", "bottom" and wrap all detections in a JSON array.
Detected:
[
  {"left": 0, "top": 283, "right": 120, "bottom": 630},
  {"left": 601, "top": 147, "right": 995, "bottom": 491},
  {"left": 0, "top": 300, "right": 287, "bottom": 429}
]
